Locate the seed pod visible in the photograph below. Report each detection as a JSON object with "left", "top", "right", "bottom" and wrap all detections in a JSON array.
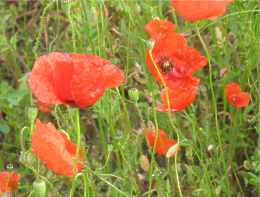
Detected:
[
  {"left": 139, "top": 155, "right": 150, "bottom": 172},
  {"left": 128, "top": 88, "right": 140, "bottom": 102},
  {"left": 32, "top": 179, "right": 46, "bottom": 197}
]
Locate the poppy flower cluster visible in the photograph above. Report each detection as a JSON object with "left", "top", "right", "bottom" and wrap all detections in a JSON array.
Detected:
[
  {"left": 143, "top": 0, "right": 250, "bottom": 157},
  {"left": 29, "top": 52, "right": 124, "bottom": 112},
  {"left": 145, "top": 19, "right": 207, "bottom": 112},
  {"left": 144, "top": 128, "right": 178, "bottom": 158},
  {"left": 14, "top": 1, "right": 251, "bottom": 193},
  {"left": 169, "top": 0, "right": 250, "bottom": 108},
  {"left": 27, "top": 52, "right": 125, "bottom": 177},
  {"left": 0, "top": 171, "right": 20, "bottom": 197}
]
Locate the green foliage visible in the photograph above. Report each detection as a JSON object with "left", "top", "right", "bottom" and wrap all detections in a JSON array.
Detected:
[
  {"left": 0, "top": 0, "right": 259, "bottom": 196},
  {"left": 0, "top": 122, "right": 10, "bottom": 134},
  {"left": 241, "top": 142, "right": 260, "bottom": 193},
  {"left": 0, "top": 77, "right": 29, "bottom": 135}
]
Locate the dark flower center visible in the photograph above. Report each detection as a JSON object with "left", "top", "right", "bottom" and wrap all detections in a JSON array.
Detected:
[
  {"left": 231, "top": 95, "right": 238, "bottom": 102},
  {"left": 158, "top": 57, "right": 174, "bottom": 73}
]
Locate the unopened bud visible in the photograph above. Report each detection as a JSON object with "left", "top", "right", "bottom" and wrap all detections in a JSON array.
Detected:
[
  {"left": 32, "top": 179, "right": 46, "bottom": 197},
  {"left": 128, "top": 88, "right": 140, "bottom": 102}
]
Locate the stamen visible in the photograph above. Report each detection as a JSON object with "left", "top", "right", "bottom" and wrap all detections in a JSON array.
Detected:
[{"left": 158, "top": 57, "right": 174, "bottom": 73}]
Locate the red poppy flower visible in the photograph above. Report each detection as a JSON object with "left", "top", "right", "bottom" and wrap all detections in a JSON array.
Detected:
[
  {"left": 145, "top": 19, "right": 176, "bottom": 41},
  {"left": 171, "top": 0, "right": 234, "bottom": 22},
  {"left": 32, "top": 119, "right": 84, "bottom": 177},
  {"left": 29, "top": 52, "right": 124, "bottom": 111},
  {"left": 225, "top": 82, "right": 250, "bottom": 108},
  {"left": 157, "top": 76, "right": 200, "bottom": 112},
  {"left": 0, "top": 171, "right": 20, "bottom": 195},
  {"left": 144, "top": 128, "right": 178, "bottom": 158},
  {"left": 146, "top": 32, "right": 207, "bottom": 84}
]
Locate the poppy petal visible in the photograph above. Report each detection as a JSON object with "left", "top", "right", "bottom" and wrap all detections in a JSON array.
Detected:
[
  {"left": 70, "top": 54, "right": 124, "bottom": 88},
  {"left": 144, "top": 128, "right": 178, "bottom": 157},
  {"left": 145, "top": 19, "right": 176, "bottom": 41},
  {"left": 225, "top": 82, "right": 241, "bottom": 96},
  {"left": 171, "top": 0, "right": 234, "bottom": 22},
  {"left": 32, "top": 119, "right": 84, "bottom": 177},
  {"left": 53, "top": 58, "right": 74, "bottom": 102},
  {"left": 71, "top": 61, "right": 105, "bottom": 108},
  {"left": 59, "top": 131, "right": 84, "bottom": 172},
  {"left": 225, "top": 82, "right": 250, "bottom": 108},
  {"left": 101, "top": 63, "right": 125, "bottom": 88},
  {"left": 183, "top": 47, "right": 208, "bottom": 74},
  {"left": 69, "top": 53, "right": 109, "bottom": 67},
  {"left": 157, "top": 77, "right": 200, "bottom": 112},
  {"left": 0, "top": 171, "right": 20, "bottom": 193},
  {"left": 70, "top": 54, "right": 124, "bottom": 108},
  {"left": 28, "top": 53, "right": 62, "bottom": 106},
  {"left": 234, "top": 92, "right": 250, "bottom": 108}
]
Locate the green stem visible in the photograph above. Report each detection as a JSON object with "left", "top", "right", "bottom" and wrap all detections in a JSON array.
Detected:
[
  {"left": 195, "top": 24, "right": 230, "bottom": 195},
  {"left": 147, "top": 96, "right": 159, "bottom": 197},
  {"left": 134, "top": 101, "right": 144, "bottom": 127},
  {"left": 83, "top": 173, "right": 89, "bottom": 197},
  {"left": 195, "top": 25, "right": 219, "bottom": 135},
  {"left": 195, "top": 25, "right": 223, "bottom": 151},
  {"left": 171, "top": 8, "right": 179, "bottom": 29},
  {"left": 70, "top": 173, "right": 88, "bottom": 197},
  {"left": 20, "top": 127, "right": 28, "bottom": 152},
  {"left": 75, "top": 108, "right": 81, "bottom": 161},
  {"left": 69, "top": 177, "right": 77, "bottom": 197},
  {"left": 69, "top": 108, "right": 82, "bottom": 197}
]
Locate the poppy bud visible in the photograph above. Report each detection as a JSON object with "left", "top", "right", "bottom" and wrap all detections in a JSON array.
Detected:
[
  {"left": 28, "top": 107, "right": 38, "bottom": 123},
  {"left": 19, "top": 151, "right": 37, "bottom": 167},
  {"left": 128, "top": 88, "right": 140, "bottom": 102},
  {"left": 32, "top": 179, "right": 46, "bottom": 197}
]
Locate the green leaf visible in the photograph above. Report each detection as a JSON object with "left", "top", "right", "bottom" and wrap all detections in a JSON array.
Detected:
[
  {"left": 0, "top": 76, "right": 29, "bottom": 106},
  {"left": 0, "top": 122, "right": 10, "bottom": 134}
]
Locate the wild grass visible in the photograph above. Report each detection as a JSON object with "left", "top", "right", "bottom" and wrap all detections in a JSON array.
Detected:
[{"left": 0, "top": 0, "right": 259, "bottom": 196}]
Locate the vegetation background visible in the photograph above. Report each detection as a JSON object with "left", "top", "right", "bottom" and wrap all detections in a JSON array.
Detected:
[{"left": 0, "top": 0, "right": 259, "bottom": 196}]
